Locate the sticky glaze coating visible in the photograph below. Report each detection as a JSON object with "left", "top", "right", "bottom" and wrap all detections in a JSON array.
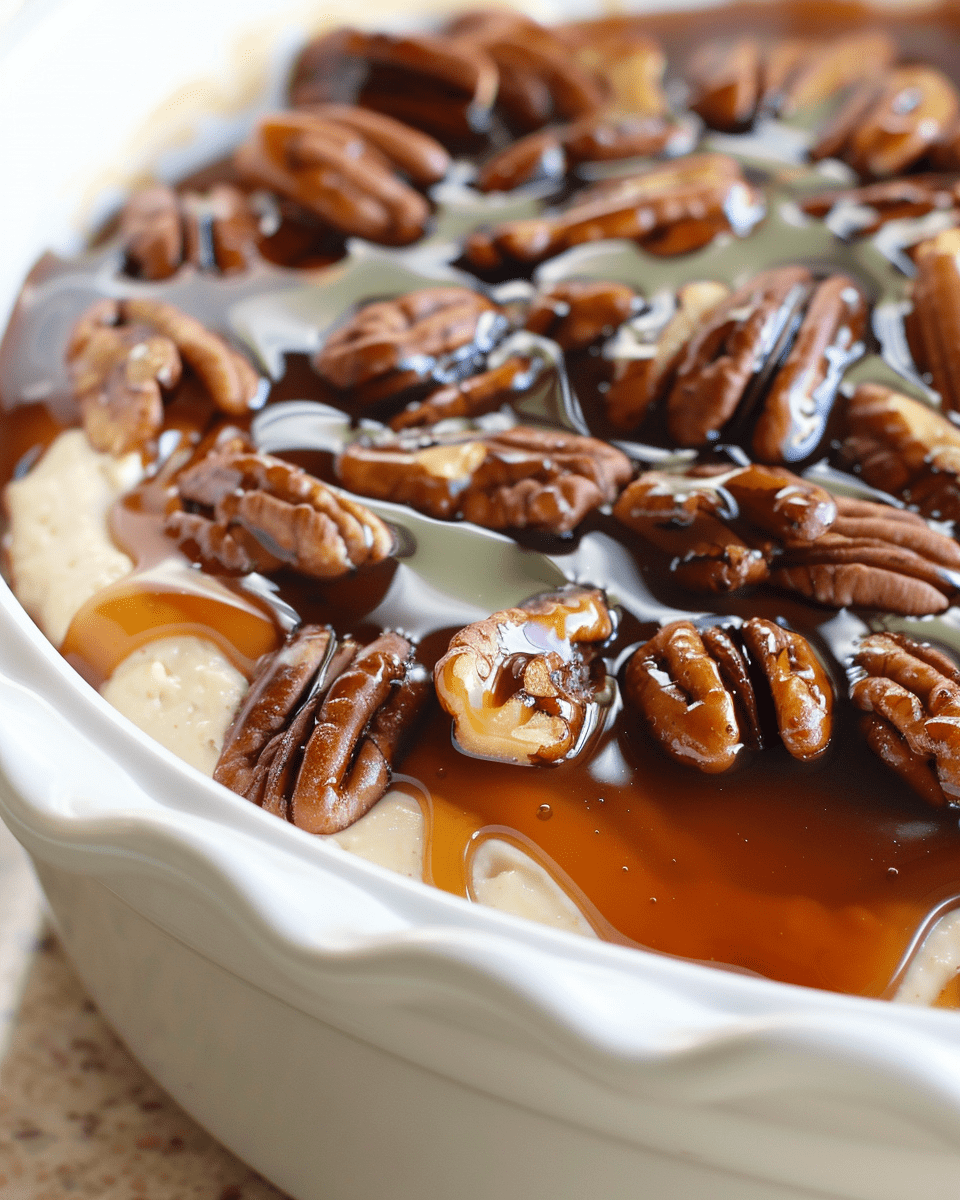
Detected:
[{"left": 9, "top": 1, "right": 960, "bottom": 1000}]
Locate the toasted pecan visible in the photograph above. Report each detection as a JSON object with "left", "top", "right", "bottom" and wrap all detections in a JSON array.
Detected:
[
  {"left": 665, "top": 266, "right": 813, "bottom": 448},
  {"left": 314, "top": 287, "right": 506, "bottom": 400},
  {"left": 841, "top": 382, "right": 960, "bottom": 519},
  {"left": 215, "top": 625, "right": 428, "bottom": 833},
  {"left": 464, "top": 153, "right": 763, "bottom": 270},
  {"left": 67, "top": 298, "right": 259, "bottom": 454},
  {"left": 751, "top": 274, "right": 867, "bottom": 463},
  {"left": 337, "top": 425, "right": 632, "bottom": 534},
  {"left": 625, "top": 621, "right": 744, "bottom": 772},
  {"left": 235, "top": 110, "right": 434, "bottom": 246},
  {"left": 663, "top": 266, "right": 865, "bottom": 459},
  {"left": 812, "top": 65, "right": 960, "bottom": 178},
  {"left": 168, "top": 442, "right": 395, "bottom": 579},
  {"left": 435, "top": 587, "right": 613, "bottom": 765},
  {"left": 120, "top": 184, "right": 260, "bottom": 280},
  {"left": 852, "top": 632, "right": 960, "bottom": 805},
  {"left": 624, "top": 617, "right": 833, "bottom": 773},
  {"left": 772, "top": 496, "right": 960, "bottom": 614},
  {"left": 908, "top": 228, "right": 960, "bottom": 413}
]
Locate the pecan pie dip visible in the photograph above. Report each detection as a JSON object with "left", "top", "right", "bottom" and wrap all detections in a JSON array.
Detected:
[{"left": 11, "top": 0, "right": 960, "bottom": 1004}]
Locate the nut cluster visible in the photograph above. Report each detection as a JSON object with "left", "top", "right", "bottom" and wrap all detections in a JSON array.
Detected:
[
  {"left": 288, "top": 11, "right": 667, "bottom": 152},
  {"left": 50, "top": 8, "right": 960, "bottom": 851},
  {"left": 314, "top": 280, "right": 643, "bottom": 429},
  {"left": 652, "top": 266, "right": 867, "bottom": 463}
]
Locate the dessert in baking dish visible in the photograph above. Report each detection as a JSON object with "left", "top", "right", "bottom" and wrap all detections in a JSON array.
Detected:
[{"left": 6, "top": 0, "right": 960, "bottom": 1003}]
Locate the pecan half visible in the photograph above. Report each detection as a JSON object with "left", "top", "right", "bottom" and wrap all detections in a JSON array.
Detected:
[
  {"left": 235, "top": 110, "right": 438, "bottom": 246},
  {"left": 313, "top": 287, "right": 507, "bottom": 403},
  {"left": 841, "top": 382, "right": 960, "bottom": 519},
  {"left": 751, "top": 275, "right": 867, "bottom": 463},
  {"left": 120, "top": 183, "right": 260, "bottom": 280},
  {"left": 288, "top": 27, "right": 499, "bottom": 141},
  {"left": 908, "top": 228, "right": 960, "bottom": 414},
  {"left": 665, "top": 267, "right": 865, "bottom": 459},
  {"left": 475, "top": 112, "right": 671, "bottom": 193},
  {"left": 624, "top": 617, "right": 833, "bottom": 773},
  {"left": 666, "top": 266, "right": 812, "bottom": 447},
  {"left": 434, "top": 587, "right": 613, "bottom": 765},
  {"left": 215, "top": 624, "right": 429, "bottom": 833},
  {"left": 686, "top": 31, "right": 896, "bottom": 131},
  {"left": 337, "top": 425, "right": 632, "bottom": 534},
  {"left": 602, "top": 282, "right": 730, "bottom": 430},
  {"left": 299, "top": 103, "right": 450, "bottom": 186},
  {"left": 772, "top": 495, "right": 960, "bottom": 615},
  {"left": 613, "top": 463, "right": 835, "bottom": 593},
  {"left": 686, "top": 37, "right": 762, "bottom": 131},
  {"left": 389, "top": 355, "right": 544, "bottom": 430},
  {"left": 449, "top": 10, "right": 605, "bottom": 132},
  {"left": 852, "top": 632, "right": 960, "bottom": 806},
  {"left": 66, "top": 299, "right": 181, "bottom": 456},
  {"left": 67, "top": 298, "right": 260, "bottom": 454},
  {"left": 167, "top": 441, "right": 395, "bottom": 578},
  {"left": 524, "top": 280, "right": 638, "bottom": 351},
  {"left": 812, "top": 66, "right": 960, "bottom": 178},
  {"left": 464, "top": 153, "right": 763, "bottom": 270},
  {"left": 614, "top": 463, "right": 960, "bottom": 614},
  {"left": 800, "top": 175, "right": 960, "bottom": 236}
]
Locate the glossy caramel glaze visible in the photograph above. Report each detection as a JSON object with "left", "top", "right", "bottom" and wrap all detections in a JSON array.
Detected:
[{"left": 5, "top": 1, "right": 960, "bottom": 999}]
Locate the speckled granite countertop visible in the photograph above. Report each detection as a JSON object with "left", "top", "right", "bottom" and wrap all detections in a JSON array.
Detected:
[{"left": 0, "top": 824, "right": 292, "bottom": 1200}]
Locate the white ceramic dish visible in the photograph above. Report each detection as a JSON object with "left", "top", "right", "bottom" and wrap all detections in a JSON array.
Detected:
[{"left": 5, "top": 2, "right": 960, "bottom": 1197}]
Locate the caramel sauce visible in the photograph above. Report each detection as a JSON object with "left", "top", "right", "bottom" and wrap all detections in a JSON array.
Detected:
[
  {"left": 5, "top": 0, "right": 960, "bottom": 998},
  {"left": 60, "top": 572, "right": 280, "bottom": 689}
]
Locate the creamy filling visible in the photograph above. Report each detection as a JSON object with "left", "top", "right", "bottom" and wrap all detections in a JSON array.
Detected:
[
  {"left": 469, "top": 838, "right": 598, "bottom": 938},
  {"left": 894, "top": 911, "right": 960, "bottom": 1005},
  {"left": 4, "top": 430, "right": 142, "bottom": 646},
  {"left": 100, "top": 634, "right": 248, "bottom": 776}
]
